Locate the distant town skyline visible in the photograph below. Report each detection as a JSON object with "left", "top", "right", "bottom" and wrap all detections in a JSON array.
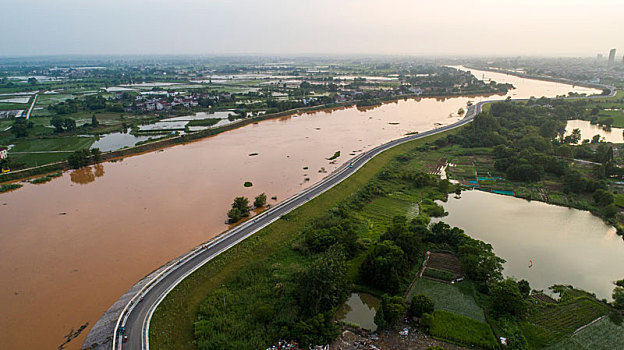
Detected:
[{"left": 1, "top": 0, "right": 622, "bottom": 57}]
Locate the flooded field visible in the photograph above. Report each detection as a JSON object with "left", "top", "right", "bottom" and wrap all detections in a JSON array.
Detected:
[
  {"left": 566, "top": 119, "right": 624, "bottom": 144},
  {"left": 0, "top": 68, "right": 600, "bottom": 350},
  {"left": 436, "top": 190, "right": 624, "bottom": 300}
]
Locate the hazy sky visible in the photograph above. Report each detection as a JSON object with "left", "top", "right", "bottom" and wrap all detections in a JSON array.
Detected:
[{"left": 1, "top": 0, "right": 622, "bottom": 57}]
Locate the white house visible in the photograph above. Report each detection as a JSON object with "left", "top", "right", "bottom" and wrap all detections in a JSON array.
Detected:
[{"left": 0, "top": 147, "right": 7, "bottom": 160}]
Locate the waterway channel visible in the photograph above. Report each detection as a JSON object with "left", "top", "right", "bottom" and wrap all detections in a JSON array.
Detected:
[{"left": 0, "top": 68, "right": 600, "bottom": 350}]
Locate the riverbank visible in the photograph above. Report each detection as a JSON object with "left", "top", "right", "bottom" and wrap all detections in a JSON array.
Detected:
[
  {"left": 0, "top": 89, "right": 509, "bottom": 185},
  {"left": 462, "top": 65, "right": 615, "bottom": 94},
  {"left": 145, "top": 127, "right": 459, "bottom": 350},
  {"left": 145, "top": 112, "right": 623, "bottom": 349}
]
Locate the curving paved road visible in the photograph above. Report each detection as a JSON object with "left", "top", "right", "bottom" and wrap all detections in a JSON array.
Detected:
[
  {"left": 111, "top": 86, "right": 617, "bottom": 350},
  {"left": 113, "top": 101, "right": 482, "bottom": 350}
]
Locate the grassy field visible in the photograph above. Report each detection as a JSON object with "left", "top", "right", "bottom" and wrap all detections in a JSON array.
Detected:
[
  {"left": 547, "top": 316, "right": 624, "bottom": 350},
  {"left": 520, "top": 296, "right": 610, "bottom": 348},
  {"left": 149, "top": 128, "right": 457, "bottom": 350},
  {"left": 0, "top": 103, "right": 28, "bottom": 110},
  {"left": 9, "top": 152, "right": 70, "bottom": 167},
  {"left": 429, "top": 310, "right": 498, "bottom": 349},
  {"left": 5, "top": 136, "right": 94, "bottom": 167},
  {"left": 9, "top": 136, "right": 94, "bottom": 152},
  {"left": 407, "top": 278, "right": 486, "bottom": 322}
]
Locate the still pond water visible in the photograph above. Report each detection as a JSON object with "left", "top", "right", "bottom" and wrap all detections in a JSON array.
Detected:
[{"left": 436, "top": 190, "right": 624, "bottom": 301}]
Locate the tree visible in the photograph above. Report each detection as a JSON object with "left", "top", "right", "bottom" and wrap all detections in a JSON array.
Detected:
[
  {"left": 10, "top": 120, "right": 28, "bottom": 138},
  {"left": 67, "top": 149, "right": 92, "bottom": 169},
  {"left": 408, "top": 294, "right": 434, "bottom": 317},
  {"left": 296, "top": 246, "right": 351, "bottom": 315},
  {"left": 27, "top": 77, "right": 37, "bottom": 85},
  {"left": 291, "top": 312, "right": 339, "bottom": 346},
  {"left": 227, "top": 196, "right": 250, "bottom": 223},
  {"left": 227, "top": 207, "right": 242, "bottom": 223},
  {"left": 381, "top": 216, "right": 421, "bottom": 263},
  {"left": 91, "top": 115, "right": 99, "bottom": 127},
  {"left": 569, "top": 128, "right": 582, "bottom": 144},
  {"left": 90, "top": 148, "right": 102, "bottom": 162},
  {"left": 50, "top": 116, "right": 64, "bottom": 133},
  {"left": 420, "top": 312, "right": 434, "bottom": 330},
  {"left": 614, "top": 286, "right": 624, "bottom": 309},
  {"left": 63, "top": 118, "right": 76, "bottom": 131},
  {"left": 593, "top": 189, "right": 614, "bottom": 206},
  {"left": 518, "top": 279, "right": 531, "bottom": 298},
  {"left": 458, "top": 239, "right": 505, "bottom": 285},
  {"left": 490, "top": 279, "right": 526, "bottom": 318},
  {"left": 253, "top": 193, "right": 267, "bottom": 208},
  {"left": 375, "top": 295, "right": 406, "bottom": 329},
  {"left": 359, "top": 240, "right": 407, "bottom": 293}
]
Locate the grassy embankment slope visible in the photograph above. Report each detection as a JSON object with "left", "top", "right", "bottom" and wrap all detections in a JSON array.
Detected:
[{"left": 149, "top": 128, "right": 455, "bottom": 349}]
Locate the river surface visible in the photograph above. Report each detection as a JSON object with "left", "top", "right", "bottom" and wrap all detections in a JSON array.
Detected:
[
  {"left": 0, "top": 68, "right": 599, "bottom": 350},
  {"left": 436, "top": 190, "right": 624, "bottom": 300}
]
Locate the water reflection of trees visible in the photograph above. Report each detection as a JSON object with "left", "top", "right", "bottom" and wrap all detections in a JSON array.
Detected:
[{"left": 70, "top": 164, "right": 105, "bottom": 185}]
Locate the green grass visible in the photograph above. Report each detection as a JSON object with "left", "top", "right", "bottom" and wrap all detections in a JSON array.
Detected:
[
  {"left": 520, "top": 296, "right": 610, "bottom": 348},
  {"left": 0, "top": 103, "right": 28, "bottom": 110},
  {"left": 614, "top": 194, "right": 624, "bottom": 208},
  {"left": 9, "top": 153, "right": 70, "bottom": 167},
  {"left": 545, "top": 317, "right": 624, "bottom": 350},
  {"left": 597, "top": 110, "right": 624, "bottom": 128},
  {"left": 9, "top": 136, "right": 94, "bottom": 152},
  {"left": 358, "top": 195, "right": 413, "bottom": 237},
  {"left": 149, "top": 128, "right": 457, "bottom": 350},
  {"left": 408, "top": 278, "right": 486, "bottom": 322},
  {"left": 429, "top": 310, "right": 498, "bottom": 349}
]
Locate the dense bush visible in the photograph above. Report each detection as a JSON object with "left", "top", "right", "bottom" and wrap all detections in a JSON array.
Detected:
[
  {"left": 409, "top": 294, "right": 435, "bottom": 317},
  {"left": 374, "top": 295, "right": 406, "bottom": 329},
  {"left": 359, "top": 240, "right": 407, "bottom": 293}
]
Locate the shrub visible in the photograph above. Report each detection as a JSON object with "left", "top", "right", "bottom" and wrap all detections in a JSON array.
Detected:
[
  {"left": 378, "top": 295, "right": 406, "bottom": 328},
  {"left": 244, "top": 181, "right": 253, "bottom": 187},
  {"left": 0, "top": 183, "right": 22, "bottom": 193},
  {"left": 409, "top": 294, "right": 434, "bottom": 317},
  {"left": 420, "top": 312, "right": 434, "bottom": 330},
  {"left": 253, "top": 193, "right": 267, "bottom": 208}
]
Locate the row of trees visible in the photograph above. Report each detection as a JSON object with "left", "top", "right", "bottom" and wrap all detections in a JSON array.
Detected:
[
  {"left": 67, "top": 148, "right": 101, "bottom": 169},
  {"left": 227, "top": 193, "right": 267, "bottom": 223}
]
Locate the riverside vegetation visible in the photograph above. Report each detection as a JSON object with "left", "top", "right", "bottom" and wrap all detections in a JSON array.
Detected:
[
  {"left": 150, "top": 97, "right": 624, "bottom": 350},
  {"left": 1, "top": 58, "right": 514, "bottom": 182}
]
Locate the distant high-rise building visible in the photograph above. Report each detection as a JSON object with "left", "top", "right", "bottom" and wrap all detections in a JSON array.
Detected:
[
  {"left": 608, "top": 48, "right": 616, "bottom": 68},
  {"left": 597, "top": 53, "right": 603, "bottom": 60}
]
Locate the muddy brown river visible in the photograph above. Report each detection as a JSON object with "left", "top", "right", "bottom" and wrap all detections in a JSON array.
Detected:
[{"left": 0, "top": 68, "right": 600, "bottom": 350}]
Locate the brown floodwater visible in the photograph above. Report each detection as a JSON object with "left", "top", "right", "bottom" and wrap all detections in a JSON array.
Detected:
[{"left": 0, "top": 68, "right": 599, "bottom": 350}]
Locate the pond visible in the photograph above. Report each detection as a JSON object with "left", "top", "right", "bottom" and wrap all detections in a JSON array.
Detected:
[
  {"left": 435, "top": 190, "right": 624, "bottom": 300},
  {"left": 566, "top": 119, "right": 624, "bottom": 144},
  {"left": 90, "top": 132, "right": 154, "bottom": 152},
  {"left": 336, "top": 293, "right": 381, "bottom": 331}
]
